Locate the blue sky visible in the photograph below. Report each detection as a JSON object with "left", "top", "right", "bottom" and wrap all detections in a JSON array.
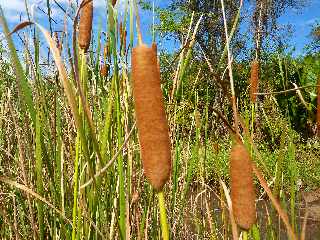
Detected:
[
  {"left": 0, "top": 0, "right": 319, "bottom": 57},
  {"left": 278, "top": 0, "right": 320, "bottom": 54}
]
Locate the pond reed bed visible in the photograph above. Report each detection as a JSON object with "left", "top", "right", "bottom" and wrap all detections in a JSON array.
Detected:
[{"left": 0, "top": 0, "right": 319, "bottom": 239}]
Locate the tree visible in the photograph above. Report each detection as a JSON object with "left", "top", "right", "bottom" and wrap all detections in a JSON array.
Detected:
[
  {"left": 251, "top": 0, "right": 307, "bottom": 59},
  {"left": 309, "top": 22, "right": 320, "bottom": 52},
  {"left": 165, "top": 0, "right": 245, "bottom": 67}
]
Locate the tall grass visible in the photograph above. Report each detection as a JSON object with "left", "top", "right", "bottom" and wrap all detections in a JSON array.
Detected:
[{"left": 0, "top": 1, "right": 318, "bottom": 239}]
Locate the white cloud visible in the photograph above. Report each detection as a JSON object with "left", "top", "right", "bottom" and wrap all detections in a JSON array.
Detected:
[
  {"left": 0, "top": 0, "right": 26, "bottom": 12},
  {"left": 0, "top": 0, "right": 127, "bottom": 23},
  {"left": 0, "top": 0, "right": 37, "bottom": 24}
]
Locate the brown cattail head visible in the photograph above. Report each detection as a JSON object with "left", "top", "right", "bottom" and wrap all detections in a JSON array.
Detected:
[
  {"left": 230, "top": 143, "right": 256, "bottom": 230},
  {"left": 249, "top": 60, "right": 259, "bottom": 103},
  {"left": 100, "top": 64, "right": 109, "bottom": 77},
  {"left": 119, "top": 21, "right": 123, "bottom": 38},
  {"left": 123, "top": 30, "right": 127, "bottom": 53},
  {"left": 112, "top": 0, "right": 117, "bottom": 7},
  {"left": 103, "top": 44, "right": 108, "bottom": 60},
  {"left": 53, "top": 32, "right": 62, "bottom": 53},
  {"left": 124, "top": 30, "right": 127, "bottom": 44},
  {"left": 104, "top": 40, "right": 111, "bottom": 60},
  {"left": 53, "top": 32, "right": 59, "bottom": 48},
  {"left": 317, "top": 77, "right": 320, "bottom": 136},
  {"left": 78, "top": 0, "right": 93, "bottom": 52},
  {"left": 119, "top": 21, "right": 124, "bottom": 50},
  {"left": 132, "top": 44, "right": 171, "bottom": 191}
]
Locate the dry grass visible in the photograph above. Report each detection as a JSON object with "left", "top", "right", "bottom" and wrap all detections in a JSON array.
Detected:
[{"left": 100, "top": 64, "right": 109, "bottom": 77}]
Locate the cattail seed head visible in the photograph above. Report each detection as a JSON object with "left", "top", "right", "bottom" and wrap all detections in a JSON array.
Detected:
[
  {"left": 112, "top": 0, "right": 117, "bottom": 7},
  {"left": 249, "top": 60, "right": 259, "bottom": 103},
  {"left": 78, "top": 0, "right": 93, "bottom": 52},
  {"left": 132, "top": 44, "right": 171, "bottom": 191},
  {"left": 123, "top": 30, "right": 127, "bottom": 54},
  {"left": 119, "top": 22, "right": 124, "bottom": 50},
  {"left": 53, "top": 32, "right": 62, "bottom": 53},
  {"left": 103, "top": 44, "right": 108, "bottom": 60},
  {"left": 230, "top": 143, "right": 256, "bottom": 230},
  {"left": 119, "top": 21, "right": 123, "bottom": 38},
  {"left": 100, "top": 64, "right": 109, "bottom": 77},
  {"left": 104, "top": 40, "right": 111, "bottom": 60}
]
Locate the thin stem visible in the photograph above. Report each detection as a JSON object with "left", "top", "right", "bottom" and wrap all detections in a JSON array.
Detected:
[
  {"left": 158, "top": 191, "right": 169, "bottom": 240},
  {"left": 252, "top": 164, "right": 297, "bottom": 240},
  {"left": 133, "top": 0, "right": 143, "bottom": 45},
  {"left": 152, "top": 0, "right": 155, "bottom": 42},
  {"left": 242, "top": 230, "right": 248, "bottom": 240},
  {"left": 220, "top": 0, "right": 242, "bottom": 137},
  {"left": 72, "top": 134, "right": 81, "bottom": 240},
  {"left": 255, "top": 84, "right": 320, "bottom": 96},
  {"left": 250, "top": 103, "right": 255, "bottom": 151}
]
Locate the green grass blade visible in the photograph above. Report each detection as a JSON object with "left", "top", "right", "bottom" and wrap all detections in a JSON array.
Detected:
[
  {"left": 35, "top": 103, "right": 44, "bottom": 239},
  {"left": 0, "top": 7, "right": 36, "bottom": 125}
]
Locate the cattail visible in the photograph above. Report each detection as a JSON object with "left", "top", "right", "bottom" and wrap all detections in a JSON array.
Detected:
[
  {"left": 112, "top": 0, "right": 117, "bottom": 7},
  {"left": 100, "top": 64, "right": 109, "bottom": 77},
  {"left": 119, "top": 22, "right": 123, "bottom": 39},
  {"left": 317, "top": 77, "right": 320, "bottom": 136},
  {"left": 53, "top": 32, "right": 62, "bottom": 53},
  {"left": 132, "top": 44, "right": 171, "bottom": 190},
  {"left": 104, "top": 41, "right": 110, "bottom": 60},
  {"left": 119, "top": 22, "right": 127, "bottom": 54},
  {"left": 119, "top": 21, "right": 124, "bottom": 50},
  {"left": 123, "top": 31, "right": 127, "bottom": 48},
  {"left": 249, "top": 60, "right": 259, "bottom": 103},
  {"left": 230, "top": 143, "right": 256, "bottom": 230},
  {"left": 78, "top": 0, "right": 93, "bottom": 52},
  {"left": 103, "top": 44, "right": 108, "bottom": 60},
  {"left": 122, "top": 30, "right": 127, "bottom": 54},
  {"left": 212, "top": 143, "right": 219, "bottom": 154}
]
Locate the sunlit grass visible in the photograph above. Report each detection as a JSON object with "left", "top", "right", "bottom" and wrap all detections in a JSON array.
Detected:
[{"left": 0, "top": 0, "right": 319, "bottom": 239}]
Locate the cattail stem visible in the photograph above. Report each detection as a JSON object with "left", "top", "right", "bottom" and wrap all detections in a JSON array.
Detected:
[
  {"left": 133, "top": 0, "right": 143, "bottom": 45},
  {"left": 242, "top": 230, "right": 248, "bottom": 240},
  {"left": 152, "top": 1, "right": 155, "bottom": 42},
  {"left": 250, "top": 103, "right": 255, "bottom": 146},
  {"left": 221, "top": 0, "right": 240, "bottom": 136},
  {"left": 158, "top": 191, "right": 169, "bottom": 240},
  {"left": 71, "top": 134, "right": 81, "bottom": 240}
]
